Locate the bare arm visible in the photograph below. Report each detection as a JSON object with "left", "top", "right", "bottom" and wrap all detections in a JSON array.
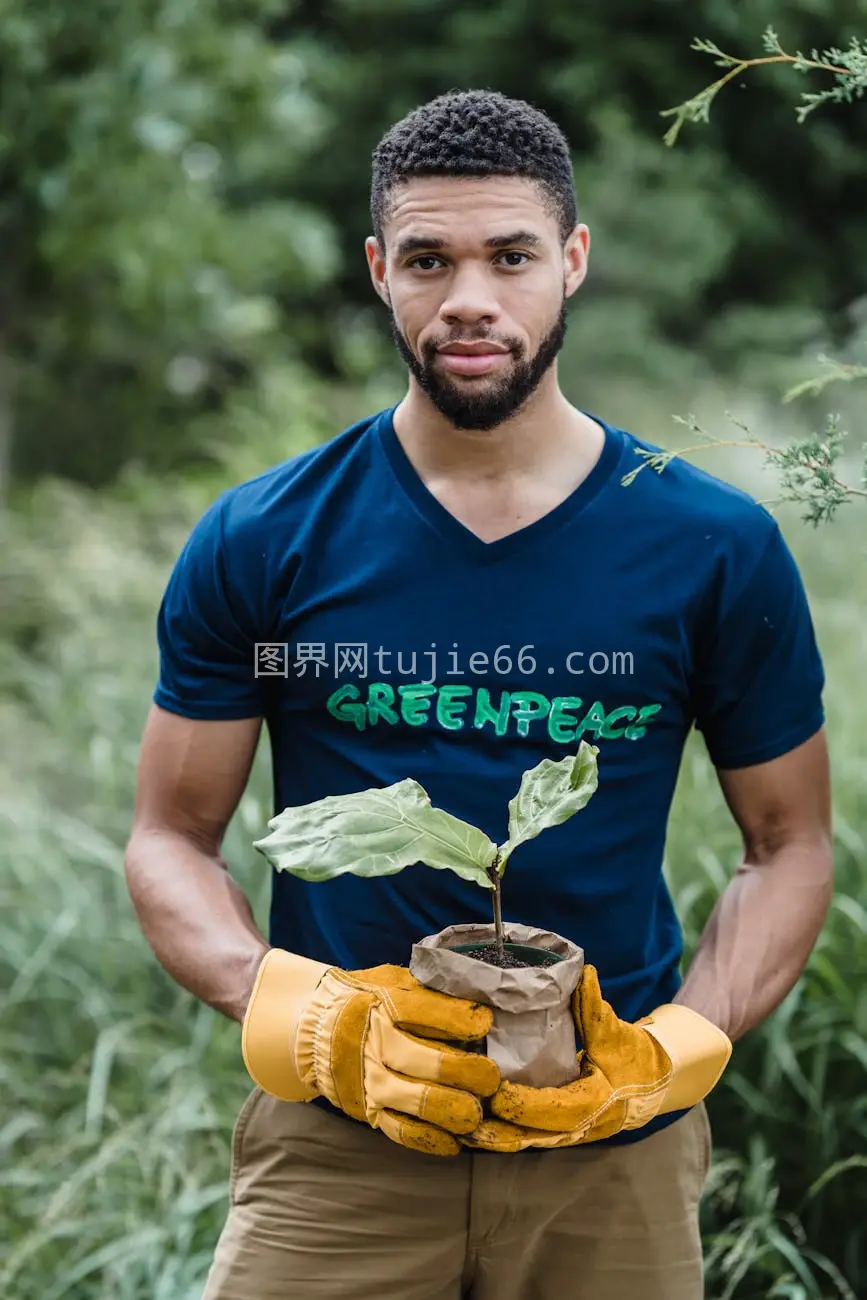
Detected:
[
  {"left": 674, "top": 728, "right": 833, "bottom": 1042},
  {"left": 124, "top": 705, "right": 270, "bottom": 1023}
]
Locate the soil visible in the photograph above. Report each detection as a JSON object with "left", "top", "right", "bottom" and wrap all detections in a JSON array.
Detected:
[{"left": 463, "top": 944, "right": 559, "bottom": 970}]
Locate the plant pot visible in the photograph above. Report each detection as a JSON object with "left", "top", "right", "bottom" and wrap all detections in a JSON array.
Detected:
[{"left": 410, "top": 922, "right": 584, "bottom": 1087}]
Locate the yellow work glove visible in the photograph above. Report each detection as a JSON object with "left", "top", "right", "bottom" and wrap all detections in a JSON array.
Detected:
[
  {"left": 465, "top": 963, "right": 731, "bottom": 1152},
  {"left": 241, "top": 948, "right": 500, "bottom": 1157}
]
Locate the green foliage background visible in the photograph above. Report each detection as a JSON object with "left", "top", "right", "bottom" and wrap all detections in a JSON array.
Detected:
[{"left": 1, "top": 3, "right": 866, "bottom": 1297}]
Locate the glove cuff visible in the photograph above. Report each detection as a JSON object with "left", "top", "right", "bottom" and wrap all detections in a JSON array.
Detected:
[
  {"left": 241, "top": 947, "right": 332, "bottom": 1102},
  {"left": 642, "top": 1003, "right": 732, "bottom": 1114}
]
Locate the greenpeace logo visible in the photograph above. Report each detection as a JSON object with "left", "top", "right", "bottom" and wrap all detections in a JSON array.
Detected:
[{"left": 325, "top": 680, "right": 661, "bottom": 744}]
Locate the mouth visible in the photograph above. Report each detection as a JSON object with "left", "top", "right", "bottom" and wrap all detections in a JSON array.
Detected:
[{"left": 436, "top": 344, "right": 510, "bottom": 376}]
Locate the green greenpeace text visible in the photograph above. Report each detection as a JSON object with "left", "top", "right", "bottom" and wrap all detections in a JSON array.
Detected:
[{"left": 326, "top": 681, "right": 661, "bottom": 743}]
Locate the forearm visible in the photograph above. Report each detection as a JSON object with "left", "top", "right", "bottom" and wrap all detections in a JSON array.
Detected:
[
  {"left": 674, "top": 834, "right": 834, "bottom": 1042},
  {"left": 124, "top": 829, "right": 270, "bottom": 1023}
]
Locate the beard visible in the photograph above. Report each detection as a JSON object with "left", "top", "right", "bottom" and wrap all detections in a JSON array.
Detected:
[{"left": 388, "top": 292, "right": 569, "bottom": 431}]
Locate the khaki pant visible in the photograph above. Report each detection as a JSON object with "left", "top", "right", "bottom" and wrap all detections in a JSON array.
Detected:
[{"left": 202, "top": 1089, "right": 712, "bottom": 1300}]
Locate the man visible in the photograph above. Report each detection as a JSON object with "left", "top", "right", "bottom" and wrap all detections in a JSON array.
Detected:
[{"left": 124, "top": 90, "right": 833, "bottom": 1299}]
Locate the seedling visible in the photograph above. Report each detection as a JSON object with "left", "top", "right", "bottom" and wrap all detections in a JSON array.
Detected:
[{"left": 254, "top": 742, "right": 599, "bottom": 963}]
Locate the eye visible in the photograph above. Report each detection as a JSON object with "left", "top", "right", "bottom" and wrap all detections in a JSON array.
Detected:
[
  {"left": 407, "top": 255, "right": 445, "bottom": 271},
  {"left": 497, "top": 251, "right": 533, "bottom": 268}
]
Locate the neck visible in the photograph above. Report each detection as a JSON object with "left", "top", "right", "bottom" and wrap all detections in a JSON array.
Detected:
[{"left": 391, "top": 371, "right": 603, "bottom": 485}]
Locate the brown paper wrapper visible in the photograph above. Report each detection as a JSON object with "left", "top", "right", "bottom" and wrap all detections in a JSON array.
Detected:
[{"left": 410, "top": 922, "right": 584, "bottom": 1087}]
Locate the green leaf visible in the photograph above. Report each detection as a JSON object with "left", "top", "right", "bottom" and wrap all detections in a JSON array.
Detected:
[
  {"left": 253, "top": 778, "right": 496, "bottom": 888},
  {"left": 497, "top": 742, "right": 599, "bottom": 870}
]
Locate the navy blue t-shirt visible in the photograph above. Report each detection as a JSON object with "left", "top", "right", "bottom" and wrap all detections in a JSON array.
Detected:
[{"left": 153, "top": 404, "right": 825, "bottom": 1144}]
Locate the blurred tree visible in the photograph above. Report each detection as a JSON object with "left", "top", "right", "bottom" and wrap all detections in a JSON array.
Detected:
[
  {"left": 642, "top": 23, "right": 867, "bottom": 533},
  {"left": 0, "top": 0, "right": 341, "bottom": 487},
  {"left": 6, "top": 2, "right": 867, "bottom": 489}
]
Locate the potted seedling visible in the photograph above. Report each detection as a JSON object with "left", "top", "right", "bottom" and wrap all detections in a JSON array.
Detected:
[{"left": 253, "top": 741, "right": 599, "bottom": 1088}]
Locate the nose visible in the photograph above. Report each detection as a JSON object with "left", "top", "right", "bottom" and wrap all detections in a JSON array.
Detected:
[{"left": 437, "top": 263, "right": 501, "bottom": 327}]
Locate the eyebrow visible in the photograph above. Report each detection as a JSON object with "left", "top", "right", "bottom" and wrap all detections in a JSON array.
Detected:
[{"left": 394, "top": 230, "right": 544, "bottom": 260}]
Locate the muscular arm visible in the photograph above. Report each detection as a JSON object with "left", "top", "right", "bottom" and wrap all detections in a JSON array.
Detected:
[
  {"left": 674, "top": 728, "right": 833, "bottom": 1043},
  {"left": 124, "top": 705, "right": 270, "bottom": 1024}
]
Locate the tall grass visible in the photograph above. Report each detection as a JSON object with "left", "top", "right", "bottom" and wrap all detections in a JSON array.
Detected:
[{"left": 1, "top": 381, "right": 864, "bottom": 1298}]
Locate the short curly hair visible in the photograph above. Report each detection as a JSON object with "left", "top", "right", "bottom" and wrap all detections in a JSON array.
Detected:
[{"left": 370, "top": 89, "right": 578, "bottom": 251}]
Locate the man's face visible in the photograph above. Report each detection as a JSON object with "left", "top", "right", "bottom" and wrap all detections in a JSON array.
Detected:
[{"left": 366, "top": 176, "right": 589, "bottom": 430}]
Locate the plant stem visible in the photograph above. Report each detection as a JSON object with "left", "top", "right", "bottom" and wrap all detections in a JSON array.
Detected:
[{"left": 487, "top": 860, "right": 504, "bottom": 961}]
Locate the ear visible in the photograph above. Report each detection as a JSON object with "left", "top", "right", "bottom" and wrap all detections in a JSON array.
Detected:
[
  {"left": 365, "top": 235, "right": 390, "bottom": 306},
  {"left": 563, "top": 224, "right": 590, "bottom": 299}
]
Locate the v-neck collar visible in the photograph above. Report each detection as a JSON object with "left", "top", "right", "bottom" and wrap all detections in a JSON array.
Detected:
[{"left": 375, "top": 403, "right": 627, "bottom": 562}]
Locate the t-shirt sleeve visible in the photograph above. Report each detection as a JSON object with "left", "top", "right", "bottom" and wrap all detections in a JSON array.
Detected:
[
  {"left": 153, "top": 493, "right": 268, "bottom": 720},
  {"left": 692, "top": 520, "right": 825, "bottom": 769}
]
